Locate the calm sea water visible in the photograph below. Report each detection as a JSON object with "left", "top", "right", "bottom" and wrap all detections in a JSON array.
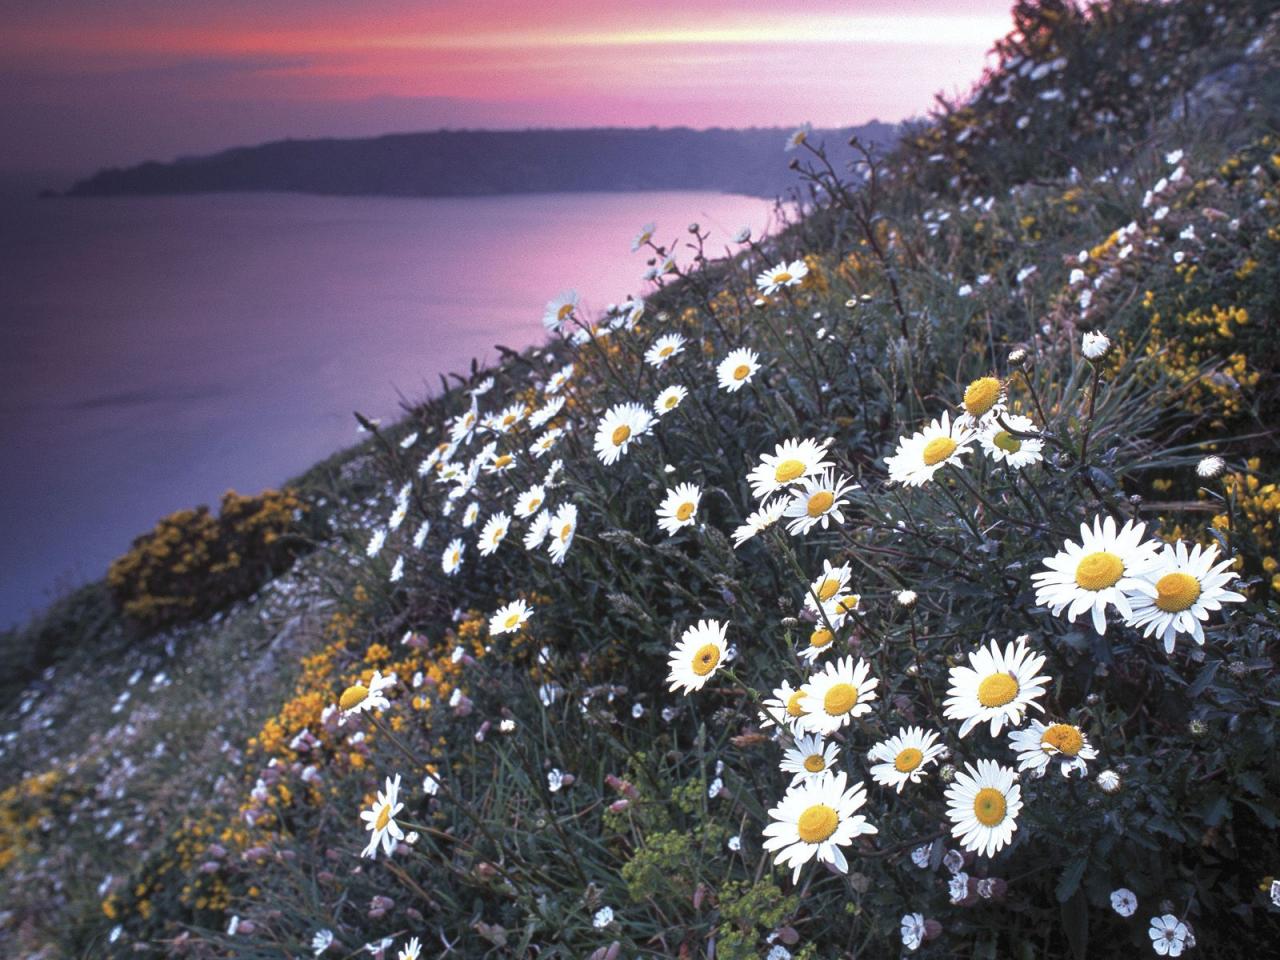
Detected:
[{"left": 0, "top": 188, "right": 776, "bottom": 627}]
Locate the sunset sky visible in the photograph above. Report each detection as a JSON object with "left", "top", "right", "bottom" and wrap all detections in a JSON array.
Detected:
[{"left": 1, "top": 0, "right": 1016, "bottom": 177}]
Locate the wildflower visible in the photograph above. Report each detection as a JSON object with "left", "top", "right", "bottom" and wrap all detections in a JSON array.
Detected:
[
  {"left": 868, "top": 727, "right": 945, "bottom": 793},
  {"left": 944, "top": 636, "right": 1049, "bottom": 738},
  {"left": 798, "top": 624, "right": 839, "bottom": 663},
  {"left": 884, "top": 412, "right": 976, "bottom": 486},
  {"left": 1081, "top": 330, "right": 1111, "bottom": 360},
  {"left": 731, "top": 495, "right": 788, "bottom": 546},
  {"left": 762, "top": 771, "right": 877, "bottom": 882},
  {"left": 1032, "top": 515, "right": 1161, "bottom": 634},
  {"left": 312, "top": 929, "right": 335, "bottom": 955},
  {"left": 901, "top": 913, "right": 926, "bottom": 952},
  {"left": 654, "top": 384, "right": 688, "bottom": 416},
  {"left": 783, "top": 470, "right": 857, "bottom": 535},
  {"left": 441, "top": 537, "right": 464, "bottom": 576},
  {"left": 1196, "top": 455, "right": 1225, "bottom": 478},
  {"left": 980, "top": 414, "right": 1044, "bottom": 469},
  {"left": 388, "top": 502, "right": 407, "bottom": 531},
  {"left": 489, "top": 599, "right": 532, "bottom": 636},
  {"left": 1270, "top": 880, "right": 1280, "bottom": 908},
  {"left": 360, "top": 774, "right": 405, "bottom": 859},
  {"left": 514, "top": 485, "right": 546, "bottom": 519},
  {"left": 631, "top": 221, "right": 656, "bottom": 252},
  {"left": 1096, "top": 769, "right": 1121, "bottom": 793},
  {"left": 798, "top": 656, "right": 878, "bottom": 734},
  {"left": 490, "top": 402, "right": 526, "bottom": 433},
  {"left": 398, "top": 938, "right": 421, "bottom": 960},
  {"left": 667, "top": 619, "right": 729, "bottom": 694},
  {"left": 592, "top": 906, "right": 615, "bottom": 929},
  {"left": 645, "top": 333, "right": 686, "bottom": 368},
  {"left": 366, "top": 527, "right": 387, "bottom": 558},
  {"left": 478, "top": 512, "right": 510, "bottom": 556},
  {"left": 1009, "top": 720, "right": 1097, "bottom": 777},
  {"left": 896, "top": 589, "right": 917, "bottom": 607},
  {"left": 804, "top": 560, "right": 852, "bottom": 614},
  {"left": 1111, "top": 888, "right": 1138, "bottom": 917},
  {"left": 530, "top": 427, "right": 563, "bottom": 459},
  {"left": 747, "top": 437, "right": 834, "bottom": 500},
  {"left": 1126, "top": 541, "right": 1245, "bottom": 653},
  {"left": 949, "top": 871, "right": 973, "bottom": 902},
  {"left": 960, "top": 376, "right": 1003, "bottom": 423},
  {"left": 389, "top": 556, "right": 404, "bottom": 582},
  {"left": 656, "top": 483, "right": 702, "bottom": 537},
  {"left": 462, "top": 502, "right": 480, "bottom": 528},
  {"left": 523, "top": 511, "right": 552, "bottom": 550},
  {"left": 594, "top": 403, "right": 653, "bottom": 465},
  {"left": 780, "top": 732, "right": 841, "bottom": 783},
  {"left": 543, "top": 290, "right": 579, "bottom": 333},
  {"left": 944, "top": 760, "right": 1022, "bottom": 857},
  {"left": 759, "top": 680, "right": 807, "bottom": 729},
  {"left": 784, "top": 123, "right": 812, "bottom": 151},
  {"left": 757, "top": 260, "right": 810, "bottom": 294},
  {"left": 717, "top": 347, "right": 762, "bottom": 392},
  {"left": 545, "top": 362, "right": 574, "bottom": 394},
  {"left": 339, "top": 670, "right": 396, "bottom": 719},
  {"left": 1149, "top": 915, "right": 1190, "bottom": 957},
  {"left": 547, "top": 503, "right": 578, "bottom": 565},
  {"left": 547, "top": 768, "right": 566, "bottom": 792},
  {"left": 528, "top": 396, "right": 564, "bottom": 430},
  {"left": 412, "top": 520, "right": 429, "bottom": 549},
  {"left": 484, "top": 450, "right": 517, "bottom": 474}
]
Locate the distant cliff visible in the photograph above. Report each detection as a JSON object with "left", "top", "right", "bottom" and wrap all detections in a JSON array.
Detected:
[{"left": 62, "top": 125, "right": 897, "bottom": 200}]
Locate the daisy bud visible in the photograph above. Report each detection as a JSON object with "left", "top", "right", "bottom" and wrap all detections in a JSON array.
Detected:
[
  {"left": 688, "top": 222, "right": 700, "bottom": 233},
  {"left": 1096, "top": 769, "right": 1122, "bottom": 793},
  {"left": 896, "top": 589, "right": 918, "bottom": 607},
  {"left": 1188, "top": 718, "right": 1208, "bottom": 736},
  {"left": 1197, "top": 455, "right": 1225, "bottom": 478},
  {"left": 1081, "top": 330, "right": 1111, "bottom": 360},
  {"left": 1007, "top": 347, "right": 1028, "bottom": 366},
  {"left": 845, "top": 298, "right": 858, "bottom": 308},
  {"left": 939, "top": 763, "right": 957, "bottom": 783}
]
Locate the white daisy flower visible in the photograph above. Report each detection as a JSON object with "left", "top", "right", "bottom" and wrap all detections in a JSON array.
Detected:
[
  {"left": 783, "top": 470, "right": 857, "bottom": 535},
  {"left": 759, "top": 680, "right": 808, "bottom": 730},
  {"left": 631, "top": 221, "right": 656, "bottom": 252},
  {"left": 868, "top": 726, "right": 945, "bottom": 793},
  {"left": 478, "top": 512, "right": 510, "bottom": 556},
  {"left": 441, "top": 537, "right": 464, "bottom": 576},
  {"left": 485, "top": 451, "right": 517, "bottom": 474},
  {"left": 762, "top": 770, "right": 877, "bottom": 882},
  {"left": 388, "top": 503, "right": 407, "bottom": 531},
  {"left": 1126, "top": 541, "right": 1245, "bottom": 652},
  {"left": 530, "top": 427, "right": 563, "bottom": 459},
  {"left": 489, "top": 599, "right": 532, "bottom": 636},
  {"left": 366, "top": 527, "right": 387, "bottom": 558},
  {"left": 462, "top": 502, "right": 480, "bottom": 528},
  {"left": 943, "top": 636, "right": 1049, "bottom": 738},
  {"left": 645, "top": 333, "right": 687, "bottom": 368},
  {"left": 528, "top": 396, "right": 564, "bottom": 429},
  {"left": 523, "top": 510, "right": 553, "bottom": 550},
  {"left": 489, "top": 402, "right": 526, "bottom": 434},
  {"left": 784, "top": 123, "right": 812, "bottom": 151},
  {"left": 450, "top": 405, "right": 479, "bottom": 445},
  {"left": 797, "top": 623, "right": 839, "bottom": 663},
  {"left": 944, "top": 759, "right": 1022, "bottom": 857},
  {"left": 717, "top": 347, "right": 762, "bottom": 392},
  {"left": 1149, "top": 915, "right": 1190, "bottom": 957},
  {"left": 543, "top": 290, "right": 579, "bottom": 333},
  {"left": 594, "top": 402, "right": 653, "bottom": 465},
  {"left": 1008, "top": 719, "right": 1098, "bottom": 777},
  {"left": 359, "top": 773, "right": 405, "bottom": 859},
  {"left": 312, "top": 929, "right": 335, "bottom": 955},
  {"left": 514, "top": 484, "right": 547, "bottom": 519},
  {"left": 1031, "top": 515, "right": 1161, "bottom": 635},
  {"left": 884, "top": 412, "right": 976, "bottom": 486},
  {"left": 338, "top": 670, "right": 396, "bottom": 719},
  {"left": 798, "top": 656, "right": 879, "bottom": 735},
  {"left": 656, "top": 483, "right": 702, "bottom": 537},
  {"left": 756, "top": 259, "right": 810, "bottom": 294},
  {"left": 545, "top": 363, "right": 574, "bottom": 394},
  {"left": 1196, "top": 455, "right": 1225, "bottom": 479},
  {"left": 1110, "top": 888, "right": 1137, "bottom": 917},
  {"left": 666, "top": 619, "right": 729, "bottom": 694},
  {"left": 397, "top": 937, "right": 421, "bottom": 960},
  {"left": 803, "top": 560, "right": 852, "bottom": 615},
  {"left": 547, "top": 503, "right": 578, "bottom": 565},
  {"left": 747, "top": 437, "right": 834, "bottom": 500},
  {"left": 980, "top": 414, "right": 1044, "bottom": 468},
  {"left": 731, "top": 495, "right": 789, "bottom": 547},
  {"left": 469, "top": 376, "right": 495, "bottom": 397},
  {"left": 780, "top": 732, "right": 841, "bottom": 783},
  {"left": 654, "top": 384, "right": 688, "bottom": 416},
  {"left": 389, "top": 556, "right": 404, "bottom": 582}
]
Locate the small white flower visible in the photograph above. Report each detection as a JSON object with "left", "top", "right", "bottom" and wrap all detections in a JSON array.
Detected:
[
  {"left": 1111, "top": 888, "right": 1137, "bottom": 917},
  {"left": 1196, "top": 455, "right": 1224, "bottom": 478},
  {"left": 547, "top": 768, "right": 566, "bottom": 792},
  {"left": 717, "top": 347, "right": 762, "bottom": 392},
  {"left": 1148, "top": 914, "right": 1189, "bottom": 957},
  {"left": 312, "top": 929, "right": 335, "bottom": 955},
  {"left": 901, "top": 913, "right": 926, "bottom": 952},
  {"left": 1081, "top": 330, "right": 1111, "bottom": 360},
  {"left": 592, "top": 906, "right": 614, "bottom": 929}
]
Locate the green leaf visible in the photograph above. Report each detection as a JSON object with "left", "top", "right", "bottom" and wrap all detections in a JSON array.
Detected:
[
  {"left": 1056, "top": 855, "right": 1088, "bottom": 903},
  {"left": 1062, "top": 889, "right": 1089, "bottom": 960},
  {"left": 1187, "top": 660, "right": 1221, "bottom": 699}
]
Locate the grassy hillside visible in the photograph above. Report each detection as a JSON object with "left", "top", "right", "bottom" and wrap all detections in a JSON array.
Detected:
[{"left": 3, "top": 1, "right": 1280, "bottom": 958}]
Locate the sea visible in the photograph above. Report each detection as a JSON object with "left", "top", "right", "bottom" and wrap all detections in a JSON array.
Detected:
[{"left": 0, "top": 185, "right": 777, "bottom": 628}]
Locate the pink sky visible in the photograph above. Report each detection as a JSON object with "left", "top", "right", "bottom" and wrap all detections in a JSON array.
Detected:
[{"left": 0, "top": 0, "right": 1016, "bottom": 176}]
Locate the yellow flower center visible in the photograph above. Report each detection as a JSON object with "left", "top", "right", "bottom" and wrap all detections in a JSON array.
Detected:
[
  {"left": 493, "top": 455, "right": 513, "bottom": 469},
  {"left": 675, "top": 501, "right": 696, "bottom": 521},
  {"left": 1041, "top": 723, "right": 1084, "bottom": 756},
  {"left": 963, "top": 377, "right": 1001, "bottom": 417},
  {"left": 733, "top": 363, "right": 752, "bottom": 381},
  {"left": 977, "top": 672, "right": 1018, "bottom": 708},
  {"left": 774, "top": 271, "right": 793, "bottom": 284},
  {"left": 922, "top": 436, "right": 958, "bottom": 466},
  {"left": 663, "top": 394, "right": 680, "bottom": 409},
  {"left": 816, "top": 577, "right": 841, "bottom": 602},
  {"left": 374, "top": 803, "right": 392, "bottom": 831},
  {"left": 528, "top": 497, "right": 542, "bottom": 511},
  {"left": 1154, "top": 572, "right": 1201, "bottom": 612},
  {"left": 775, "top": 458, "right": 806, "bottom": 482},
  {"left": 339, "top": 684, "right": 369, "bottom": 711},
  {"left": 803, "top": 754, "right": 827, "bottom": 773},
  {"left": 796, "top": 803, "right": 839, "bottom": 843},
  {"left": 823, "top": 682, "right": 859, "bottom": 716},
  {"left": 835, "top": 595, "right": 860, "bottom": 615},
  {"left": 973, "top": 787, "right": 1006, "bottom": 826},
  {"left": 611, "top": 425, "right": 631, "bottom": 446},
  {"left": 786, "top": 691, "right": 807, "bottom": 717},
  {"left": 491, "top": 526, "right": 506, "bottom": 541},
  {"left": 894, "top": 747, "right": 924, "bottom": 773},
  {"left": 691, "top": 643, "right": 721, "bottom": 676},
  {"left": 807, "top": 491, "right": 835, "bottom": 516},
  {"left": 992, "top": 430, "right": 1022, "bottom": 453},
  {"left": 557, "top": 303, "right": 574, "bottom": 321},
  {"left": 809, "top": 627, "right": 834, "bottom": 649},
  {"left": 1075, "top": 551, "right": 1124, "bottom": 591},
  {"left": 659, "top": 345, "right": 674, "bottom": 357},
  {"left": 559, "top": 523, "right": 573, "bottom": 541},
  {"left": 502, "top": 414, "right": 516, "bottom": 426},
  {"left": 503, "top": 612, "right": 522, "bottom": 630}
]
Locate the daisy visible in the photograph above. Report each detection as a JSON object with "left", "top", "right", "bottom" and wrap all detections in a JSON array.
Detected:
[
  {"left": 1081, "top": 330, "right": 1111, "bottom": 360},
  {"left": 441, "top": 537, "right": 464, "bottom": 576},
  {"left": 366, "top": 527, "right": 387, "bottom": 558},
  {"left": 803, "top": 560, "right": 853, "bottom": 615},
  {"left": 359, "top": 773, "right": 405, "bottom": 859},
  {"left": 944, "top": 636, "right": 1049, "bottom": 738},
  {"left": 884, "top": 412, "right": 976, "bottom": 487},
  {"left": 731, "top": 496, "right": 788, "bottom": 547},
  {"left": 798, "top": 623, "right": 839, "bottom": 663},
  {"left": 478, "top": 512, "right": 510, "bottom": 556},
  {"left": 980, "top": 414, "right": 1044, "bottom": 469},
  {"left": 450, "top": 404, "right": 479, "bottom": 446},
  {"left": 312, "top": 929, "right": 335, "bottom": 955},
  {"left": 514, "top": 484, "right": 547, "bottom": 518},
  {"left": 780, "top": 732, "right": 841, "bottom": 783},
  {"left": 547, "top": 503, "right": 578, "bottom": 565},
  {"left": 543, "top": 290, "right": 579, "bottom": 333},
  {"left": 783, "top": 470, "right": 857, "bottom": 535},
  {"left": 545, "top": 363, "right": 574, "bottom": 394},
  {"left": 756, "top": 259, "right": 809, "bottom": 295},
  {"left": 747, "top": 437, "right": 834, "bottom": 500},
  {"left": 798, "top": 656, "right": 879, "bottom": 734},
  {"left": 530, "top": 427, "right": 563, "bottom": 459},
  {"left": 631, "top": 221, "right": 656, "bottom": 252},
  {"left": 654, "top": 384, "right": 688, "bottom": 416},
  {"left": 489, "top": 403, "right": 526, "bottom": 433},
  {"left": 717, "top": 347, "right": 762, "bottom": 392},
  {"left": 825, "top": 593, "right": 863, "bottom": 630},
  {"left": 523, "top": 510, "right": 552, "bottom": 550},
  {"left": 1149, "top": 915, "right": 1190, "bottom": 957},
  {"left": 1009, "top": 720, "right": 1098, "bottom": 778},
  {"left": 762, "top": 771, "right": 877, "bottom": 882},
  {"left": 1031, "top": 515, "right": 1161, "bottom": 635},
  {"left": 484, "top": 451, "right": 516, "bottom": 474},
  {"left": 759, "top": 680, "right": 808, "bottom": 730},
  {"left": 645, "top": 333, "right": 687, "bottom": 368},
  {"left": 528, "top": 396, "right": 564, "bottom": 429},
  {"left": 338, "top": 670, "right": 396, "bottom": 719},
  {"left": 945, "top": 760, "right": 1021, "bottom": 857},
  {"left": 868, "top": 727, "right": 945, "bottom": 793},
  {"left": 666, "top": 619, "right": 729, "bottom": 694},
  {"left": 1126, "top": 541, "right": 1245, "bottom": 652},
  {"left": 656, "top": 483, "right": 702, "bottom": 537},
  {"left": 489, "top": 599, "right": 532, "bottom": 636},
  {"left": 462, "top": 502, "right": 480, "bottom": 528},
  {"left": 397, "top": 937, "right": 421, "bottom": 960},
  {"left": 784, "top": 123, "right": 812, "bottom": 151},
  {"left": 959, "top": 376, "right": 1004, "bottom": 425},
  {"left": 594, "top": 403, "right": 653, "bottom": 465}
]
